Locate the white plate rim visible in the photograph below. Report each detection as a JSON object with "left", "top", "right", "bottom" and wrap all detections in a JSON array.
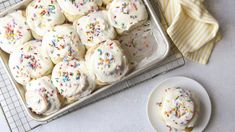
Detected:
[{"left": 146, "top": 76, "right": 212, "bottom": 132}]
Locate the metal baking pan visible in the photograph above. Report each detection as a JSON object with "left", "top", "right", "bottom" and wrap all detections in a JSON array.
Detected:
[{"left": 0, "top": 0, "right": 170, "bottom": 121}]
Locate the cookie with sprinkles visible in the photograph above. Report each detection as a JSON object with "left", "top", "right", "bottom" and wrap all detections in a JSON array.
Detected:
[
  {"left": 85, "top": 40, "right": 129, "bottom": 85},
  {"left": 9, "top": 40, "right": 53, "bottom": 85},
  {"left": 159, "top": 87, "right": 200, "bottom": 130},
  {"left": 51, "top": 59, "right": 96, "bottom": 103},
  {"left": 57, "top": 0, "right": 102, "bottom": 22},
  {"left": 108, "top": 0, "right": 148, "bottom": 34},
  {"left": 26, "top": 0, "right": 65, "bottom": 39},
  {"left": 0, "top": 10, "right": 32, "bottom": 54},
  {"left": 25, "top": 76, "right": 62, "bottom": 115},
  {"left": 42, "top": 24, "right": 85, "bottom": 64},
  {"left": 74, "top": 11, "right": 116, "bottom": 48}
]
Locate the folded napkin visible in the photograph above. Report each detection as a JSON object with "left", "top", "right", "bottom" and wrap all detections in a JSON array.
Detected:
[{"left": 158, "top": 0, "right": 221, "bottom": 64}]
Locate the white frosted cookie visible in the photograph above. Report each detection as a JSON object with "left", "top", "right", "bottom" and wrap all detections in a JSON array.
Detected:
[
  {"left": 0, "top": 10, "right": 32, "bottom": 54},
  {"left": 26, "top": 0, "right": 65, "bottom": 39},
  {"left": 51, "top": 59, "right": 96, "bottom": 103},
  {"left": 85, "top": 40, "right": 129, "bottom": 85},
  {"left": 42, "top": 24, "right": 85, "bottom": 64},
  {"left": 74, "top": 11, "right": 116, "bottom": 48},
  {"left": 108, "top": 0, "right": 148, "bottom": 34},
  {"left": 57, "top": 0, "right": 102, "bottom": 22},
  {"left": 25, "top": 76, "right": 62, "bottom": 115},
  {"left": 9, "top": 40, "right": 53, "bottom": 85},
  {"left": 161, "top": 87, "right": 199, "bottom": 130}
]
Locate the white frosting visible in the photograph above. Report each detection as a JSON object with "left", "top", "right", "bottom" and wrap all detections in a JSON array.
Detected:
[
  {"left": 119, "top": 23, "right": 156, "bottom": 66},
  {"left": 86, "top": 40, "right": 129, "bottom": 84},
  {"left": 57, "top": 0, "right": 102, "bottom": 19},
  {"left": 74, "top": 11, "right": 116, "bottom": 47},
  {"left": 161, "top": 87, "right": 199, "bottom": 130},
  {"left": 9, "top": 40, "right": 53, "bottom": 85},
  {"left": 42, "top": 24, "right": 85, "bottom": 64},
  {"left": 51, "top": 59, "right": 96, "bottom": 103},
  {"left": 108, "top": 0, "right": 148, "bottom": 33},
  {"left": 26, "top": 0, "right": 65, "bottom": 37},
  {"left": 0, "top": 10, "right": 32, "bottom": 54},
  {"left": 25, "top": 76, "right": 61, "bottom": 115}
]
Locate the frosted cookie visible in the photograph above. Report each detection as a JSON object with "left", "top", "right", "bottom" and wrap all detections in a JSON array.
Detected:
[
  {"left": 108, "top": 0, "right": 148, "bottom": 34},
  {"left": 86, "top": 40, "right": 129, "bottom": 85},
  {"left": 26, "top": 0, "right": 65, "bottom": 39},
  {"left": 51, "top": 59, "right": 96, "bottom": 103},
  {"left": 74, "top": 11, "right": 116, "bottom": 48},
  {"left": 9, "top": 40, "right": 53, "bottom": 85},
  {"left": 25, "top": 76, "right": 62, "bottom": 115},
  {"left": 159, "top": 87, "right": 199, "bottom": 130},
  {"left": 42, "top": 24, "right": 85, "bottom": 64},
  {"left": 57, "top": 0, "right": 102, "bottom": 22},
  {"left": 0, "top": 10, "right": 32, "bottom": 54}
]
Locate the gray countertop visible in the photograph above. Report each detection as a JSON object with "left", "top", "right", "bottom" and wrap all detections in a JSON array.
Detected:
[{"left": 2, "top": 0, "right": 235, "bottom": 131}]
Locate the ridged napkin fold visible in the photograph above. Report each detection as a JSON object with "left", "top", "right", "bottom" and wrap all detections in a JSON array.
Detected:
[{"left": 158, "top": 0, "right": 221, "bottom": 64}]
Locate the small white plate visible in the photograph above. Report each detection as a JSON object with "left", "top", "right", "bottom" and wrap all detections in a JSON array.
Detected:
[{"left": 147, "top": 76, "right": 212, "bottom": 132}]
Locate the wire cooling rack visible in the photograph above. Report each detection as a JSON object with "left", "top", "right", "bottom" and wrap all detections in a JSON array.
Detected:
[{"left": 0, "top": 0, "right": 185, "bottom": 131}]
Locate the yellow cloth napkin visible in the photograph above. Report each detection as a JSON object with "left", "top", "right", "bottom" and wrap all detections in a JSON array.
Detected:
[{"left": 158, "top": 0, "right": 221, "bottom": 64}]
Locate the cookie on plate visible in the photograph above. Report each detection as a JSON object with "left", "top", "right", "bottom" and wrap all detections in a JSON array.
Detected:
[{"left": 159, "top": 87, "right": 200, "bottom": 130}]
